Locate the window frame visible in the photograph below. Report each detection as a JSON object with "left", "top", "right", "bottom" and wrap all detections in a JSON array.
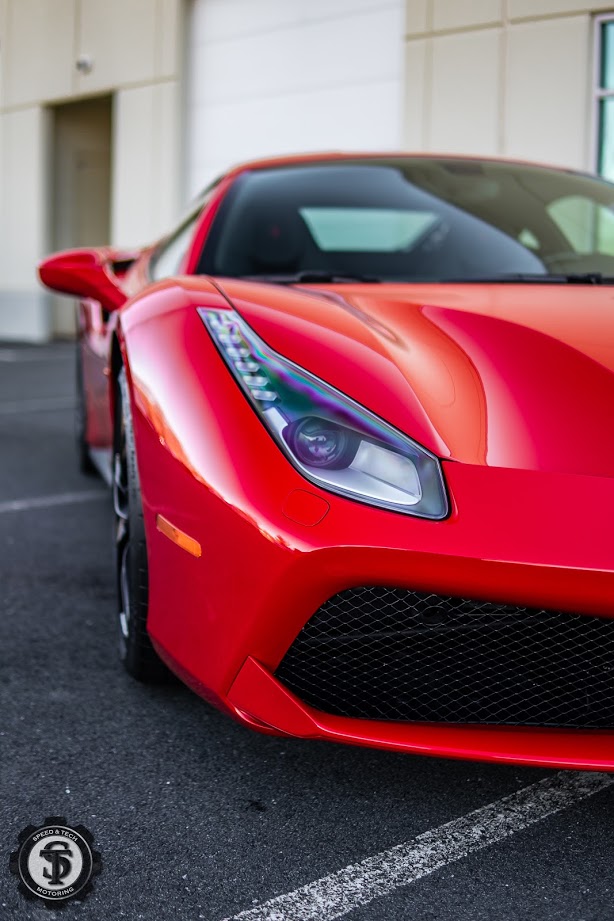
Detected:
[
  {"left": 148, "top": 177, "right": 223, "bottom": 283},
  {"left": 593, "top": 13, "right": 614, "bottom": 178},
  {"left": 148, "top": 207, "right": 203, "bottom": 282}
]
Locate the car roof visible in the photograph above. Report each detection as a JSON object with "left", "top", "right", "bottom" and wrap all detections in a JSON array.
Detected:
[{"left": 225, "top": 150, "right": 581, "bottom": 178}]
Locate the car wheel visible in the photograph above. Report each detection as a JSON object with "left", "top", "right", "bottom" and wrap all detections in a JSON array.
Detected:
[
  {"left": 113, "top": 367, "right": 168, "bottom": 682},
  {"left": 75, "top": 346, "right": 97, "bottom": 476}
]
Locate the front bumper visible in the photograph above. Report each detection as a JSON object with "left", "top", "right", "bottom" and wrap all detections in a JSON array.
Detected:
[
  {"left": 228, "top": 656, "right": 614, "bottom": 771},
  {"left": 144, "top": 457, "right": 614, "bottom": 770}
]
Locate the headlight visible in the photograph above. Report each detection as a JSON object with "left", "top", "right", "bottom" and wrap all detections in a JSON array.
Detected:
[{"left": 198, "top": 308, "right": 448, "bottom": 519}]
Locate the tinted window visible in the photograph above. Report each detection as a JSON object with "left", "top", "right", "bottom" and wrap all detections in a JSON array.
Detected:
[
  {"left": 548, "top": 194, "right": 614, "bottom": 256},
  {"left": 151, "top": 178, "right": 222, "bottom": 281},
  {"left": 198, "top": 159, "right": 614, "bottom": 282},
  {"left": 150, "top": 211, "right": 200, "bottom": 281},
  {"left": 299, "top": 207, "right": 439, "bottom": 251}
]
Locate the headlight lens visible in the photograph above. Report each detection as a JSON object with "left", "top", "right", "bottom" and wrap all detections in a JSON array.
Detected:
[{"left": 199, "top": 308, "right": 448, "bottom": 519}]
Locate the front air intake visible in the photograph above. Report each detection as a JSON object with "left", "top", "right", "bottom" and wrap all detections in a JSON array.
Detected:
[{"left": 275, "top": 587, "right": 614, "bottom": 727}]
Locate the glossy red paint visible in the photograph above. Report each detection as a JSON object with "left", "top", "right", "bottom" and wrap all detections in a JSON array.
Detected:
[
  {"left": 218, "top": 278, "right": 614, "bottom": 476},
  {"left": 77, "top": 298, "right": 114, "bottom": 447},
  {"left": 37, "top": 152, "right": 614, "bottom": 769},
  {"left": 38, "top": 247, "right": 128, "bottom": 311},
  {"left": 113, "top": 277, "right": 614, "bottom": 769}
]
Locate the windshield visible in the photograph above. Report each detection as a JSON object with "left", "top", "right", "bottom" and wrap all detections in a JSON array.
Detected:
[{"left": 197, "top": 158, "right": 614, "bottom": 283}]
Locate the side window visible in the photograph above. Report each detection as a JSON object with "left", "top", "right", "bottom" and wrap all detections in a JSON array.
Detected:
[
  {"left": 548, "top": 195, "right": 614, "bottom": 255},
  {"left": 150, "top": 178, "right": 223, "bottom": 281},
  {"left": 150, "top": 211, "right": 201, "bottom": 281}
]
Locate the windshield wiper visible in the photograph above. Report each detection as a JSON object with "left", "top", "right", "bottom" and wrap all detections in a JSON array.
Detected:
[
  {"left": 239, "top": 270, "right": 382, "bottom": 285},
  {"left": 238, "top": 271, "right": 614, "bottom": 286},
  {"left": 291, "top": 270, "right": 382, "bottom": 284},
  {"left": 443, "top": 272, "right": 614, "bottom": 284},
  {"left": 557, "top": 272, "right": 614, "bottom": 284}
]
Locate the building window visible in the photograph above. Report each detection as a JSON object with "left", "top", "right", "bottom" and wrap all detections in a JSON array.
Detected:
[{"left": 596, "top": 15, "right": 614, "bottom": 180}]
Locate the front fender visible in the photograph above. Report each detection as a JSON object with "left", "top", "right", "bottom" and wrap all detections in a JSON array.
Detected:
[{"left": 115, "top": 279, "right": 316, "bottom": 704}]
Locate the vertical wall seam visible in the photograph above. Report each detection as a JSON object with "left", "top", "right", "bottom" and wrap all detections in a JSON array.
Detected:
[
  {"left": 499, "top": 0, "right": 509, "bottom": 154},
  {"left": 2, "top": 0, "right": 11, "bottom": 110},
  {"left": 73, "top": 0, "right": 80, "bottom": 97},
  {"left": 155, "top": 0, "right": 163, "bottom": 78},
  {"left": 423, "top": 0, "right": 433, "bottom": 147},
  {"left": 396, "top": 0, "right": 405, "bottom": 148},
  {"left": 589, "top": 12, "right": 601, "bottom": 172},
  {"left": 179, "top": 0, "right": 191, "bottom": 207}
]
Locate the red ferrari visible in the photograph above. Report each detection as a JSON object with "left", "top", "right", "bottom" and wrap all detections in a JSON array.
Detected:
[{"left": 39, "top": 152, "right": 614, "bottom": 771}]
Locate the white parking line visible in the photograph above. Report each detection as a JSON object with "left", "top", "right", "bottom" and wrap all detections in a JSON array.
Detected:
[
  {"left": 0, "top": 396, "right": 74, "bottom": 415},
  {"left": 222, "top": 770, "right": 614, "bottom": 921},
  {"left": 0, "top": 348, "right": 73, "bottom": 362},
  {"left": 0, "top": 490, "right": 107, "bottom": 514}
]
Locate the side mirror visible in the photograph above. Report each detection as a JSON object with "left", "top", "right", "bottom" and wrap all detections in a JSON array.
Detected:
[{"left": 37, "top": 248, "right": 129, "bottom": 312}]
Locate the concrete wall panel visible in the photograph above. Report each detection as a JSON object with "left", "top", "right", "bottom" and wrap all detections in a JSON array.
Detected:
[
  {"left": 406, "top": 0, "right": 429, "bottom": 36},
  {"left": 0, "top": 0, "right": 8, "bottom": 105},
  {"left": 510, "top": 0, "right": 614, "bottom": 21},
  {"left": 77, "top": 0, "right": 158, "bottom": 94},
  {"left": 112, "top": 82, "right": 180, "bottom": 248},
  {"left": 2, "top": 0, "right": 76, "bottom": 107},
  {"left": 193, "top": 0, "right": 400, "bottom": 42},
  {"left": 0, "top": 107, "right": 50, "bottom": 341},
  {"left": 432, "top": 0, "right": 503, "bottom": 32},
  {"left": 403, "top": 38, "right": 428, "bottom": 148},
  {"left": 186, "top": 0, "right": 405, "bottom": 195},
  {"left": 506, "top": 16, "right": 591, "bottom": 168},
  {"left": 157, "top": 0, "right": 183, "bottom": 79},
  {"left": 188, "top": 78, "right": 403, "bottom": 193},
  {"left": 191, "top": 8, "right": 402, "bottom": 106},
  {"left": 429, "top": 28, "right": 501, "bottom": 154}
]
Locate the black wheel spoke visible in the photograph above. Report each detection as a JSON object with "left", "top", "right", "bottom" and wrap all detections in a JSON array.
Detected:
[
  {"left": 113, "top": 366, "right": 167, "bottom": 682},
  {"left": 115, "top": 515, "right": 128, "bottom": 548},
  {"left": 114, "top": 373, "right": 132, "bottom": 653},
  {"left": 118, "top": 543, "right": 131, "bottom": 640},
  {"left": 113, "top": 452, "right": 129, "bottom": 521}
]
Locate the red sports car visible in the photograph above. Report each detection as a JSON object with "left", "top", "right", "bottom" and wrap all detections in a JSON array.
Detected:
[{"left": 39, "top": 152, "right": 614, "bottom": 771}]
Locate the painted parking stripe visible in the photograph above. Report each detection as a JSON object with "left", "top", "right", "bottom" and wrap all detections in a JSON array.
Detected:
[
  {"left": 0, "top": 396, "right": 74, "bottom": 415},
  {"left": 0, "top": 490, "right": 107, "bottom": 514},
  {"left": 0, "top": 348, "right": 73, "bottom": 362},
  {"left": 222, "top": 770, "right": 614, "bottom": 921}
]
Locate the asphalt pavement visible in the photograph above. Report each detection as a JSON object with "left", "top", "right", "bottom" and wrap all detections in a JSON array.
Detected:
[{"left": 1, "top": 341, "right": 613, "bottom": 921}]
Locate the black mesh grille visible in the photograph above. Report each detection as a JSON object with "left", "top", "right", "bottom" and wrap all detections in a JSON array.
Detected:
[{"left": 275, "top": 587, "right": 614, "bottom": 727}]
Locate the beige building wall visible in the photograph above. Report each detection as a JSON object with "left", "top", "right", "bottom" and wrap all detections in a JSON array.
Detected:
[
  {"left": 185, "top": 0, "right": 406, "bottom": 196},
  {"left": 0, "top": 0, "right": 611, "bottom": 341},
  {"left": 404, "top": 0, "right": 605, "bottom": 171},
  {"left": 0, "top": 0, "right": 184, "bottom": 342}
]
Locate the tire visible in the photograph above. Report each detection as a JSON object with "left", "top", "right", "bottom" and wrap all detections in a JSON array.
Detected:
[
  {"left": 113, "top": 367, "right": 168, "bottom": 682},
  {"left": 75, "top": 345, "right": 97, "bottom": 477}
]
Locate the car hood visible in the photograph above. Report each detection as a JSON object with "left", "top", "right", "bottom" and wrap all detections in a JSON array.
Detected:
[{"left": 212, "top": 279, "right": 614, "bottom": 477}]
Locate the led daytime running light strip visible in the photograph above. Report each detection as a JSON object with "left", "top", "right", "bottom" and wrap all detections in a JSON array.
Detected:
[{"left": 205, "top": 311, "right": 278, "bottom": 403}]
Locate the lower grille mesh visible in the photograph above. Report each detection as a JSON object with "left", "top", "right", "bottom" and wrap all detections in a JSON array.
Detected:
[{"left": 275, "top": 587, "right": 614, "bottom": 727}]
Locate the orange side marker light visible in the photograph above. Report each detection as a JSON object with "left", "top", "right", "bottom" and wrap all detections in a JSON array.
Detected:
[{"left": 156, "top": 514, "right": 202, "bottom": 558}]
